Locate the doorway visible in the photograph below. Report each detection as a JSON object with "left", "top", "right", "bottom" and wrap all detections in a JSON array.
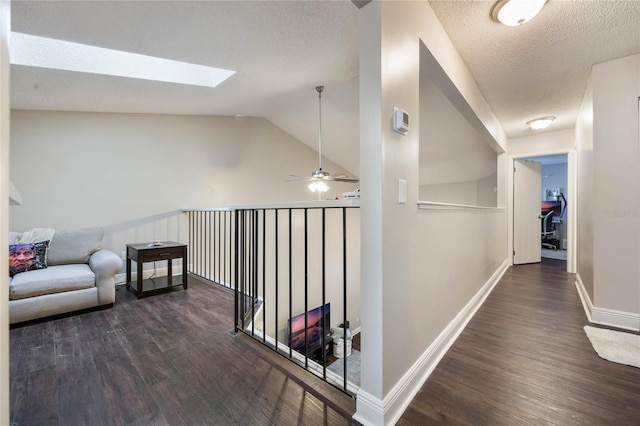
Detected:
[{"left": 510, "top": 150, "right": 576, "bottom": 273}]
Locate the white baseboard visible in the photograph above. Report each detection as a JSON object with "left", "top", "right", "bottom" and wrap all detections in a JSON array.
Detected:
[
  {"left": 353, "top": 390, "right": 385, "bottom": 426},
  {"left": 592, "top": 307, "right": 640, "bottom": 331},
  {"left": 115, "top": 265, "right": 184, "bottom": 286},
  {"left": 575, "top": 273, "right": 639, "bottom": 331},
  {"left": 354, "top": 258, "right": 510, "bottom": 426},
  {"left": 574, "top": 273, "right": 593, "bottom": 323}
]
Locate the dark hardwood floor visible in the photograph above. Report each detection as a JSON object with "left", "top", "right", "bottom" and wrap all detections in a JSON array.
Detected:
[
  {"left": 9, "top": 275, "right": 357, "bottom": 426},
  {"left": 398, "top": 258, "right": 640, "bottom": 425},
  {"left": 12, "top": 258, "right": 640, "bottom": 425}
]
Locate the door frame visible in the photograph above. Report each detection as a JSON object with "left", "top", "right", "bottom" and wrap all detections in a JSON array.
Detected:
[{"left": 508, "top": 148, "right": 577, "bottom": 273}]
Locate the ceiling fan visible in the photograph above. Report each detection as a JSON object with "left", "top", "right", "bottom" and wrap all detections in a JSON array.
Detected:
[{"left": 288, "top": 85, "right": 359, "bottom": 192}]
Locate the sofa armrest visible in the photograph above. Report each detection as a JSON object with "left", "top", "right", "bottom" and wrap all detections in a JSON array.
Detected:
[{"left": 89, "top": 249, "right": 122, "bottom": 304}]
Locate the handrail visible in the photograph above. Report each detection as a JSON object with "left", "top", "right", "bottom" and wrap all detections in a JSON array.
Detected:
[
  {"left": 184, "top": 204, "right": 361, "bottom": 395},
  {"left": 182, "top": 207, "right": 232, "bottom": 212},
  {"left": 231, "top": 199, "right": 360, "bottom": 210},
  {"left": 184, "top": 199, "right": 360, "bottom": 213},
  {"left": 417, "top": 200, "right": 505, "bottom": 211}
]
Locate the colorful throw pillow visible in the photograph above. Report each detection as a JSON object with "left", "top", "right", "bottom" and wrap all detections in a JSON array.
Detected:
[{"left": 9, "top": 240, "right": 49, "bottom": 277}]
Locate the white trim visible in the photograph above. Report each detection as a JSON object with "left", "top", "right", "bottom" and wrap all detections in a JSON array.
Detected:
[
  {"left": 355, "top": 259, "right": 509, "bottom": 426},
  {"left": 591, "top": 307, "right": 640, "bottom": 332},
  {"left": 182, "top": 207, "right": 232, "bottom": 213},
  {"left": 574, "top": 273, "right": 593, "bottom": 323},
  {"left": 353, "top": 390, "right": 385, "bottom": 426},
  {"left": 566, "top": 149, "right": 577, "bottom": 273},
  {"left": 417, "top": 201, "right": 505, "bottom": 212},
  {"left": 229, "top": 198, "right": 360, "bottom": 210},
  {"left": 184, "top": 199, "right": 361, "bottom": 212},
  {"left": 507, "top": 148, "right": 577, "bottom": 274},
  {"left": 575, "top": 274, "right": 640, "bottom": 331}
]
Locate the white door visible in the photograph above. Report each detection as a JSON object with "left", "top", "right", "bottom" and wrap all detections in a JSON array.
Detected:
[{"left": 514, "top": 159, "right": 542, "bottom": 264}]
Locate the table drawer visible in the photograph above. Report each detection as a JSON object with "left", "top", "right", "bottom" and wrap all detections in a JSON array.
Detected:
[{"left": 141, "top": 246, "right": 184, "bottom": 262}]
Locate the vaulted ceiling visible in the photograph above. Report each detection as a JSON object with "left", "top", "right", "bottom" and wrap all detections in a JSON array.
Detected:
[{"left": 10, "top": 1, "right": 640, "bottom": 178}]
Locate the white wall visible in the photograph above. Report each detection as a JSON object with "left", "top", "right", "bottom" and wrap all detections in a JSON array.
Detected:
[
  {"left": 541, "top": 163, "right": 567, "bottom": 201},
  {"left": 576, "top": 78, "right": 594, "bottom": 301},
  {"left": 509, "top": 128, "right": 575, "bottom": 157},
  {"left": 9, "top": 111, "right": 358, "bottom": 274},
  {"left": 357, "top": 2, "right": 508, "bottom": 424},
  {"left": 591, "top": 54, "right": 640, "bottom": 325},
  {"left": 419, "top": 180, "right": 478, "bottom": 205},
  {"left": 0, "top": 1, "right": 10, "bottom": 422},
  {"left": 419, "top": 173, "right": 497, "bottom": 207}
]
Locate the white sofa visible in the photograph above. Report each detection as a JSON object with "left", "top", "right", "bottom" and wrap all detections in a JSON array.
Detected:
[{"left": 9, "top": 227, "right": 122, "bottom": 324}]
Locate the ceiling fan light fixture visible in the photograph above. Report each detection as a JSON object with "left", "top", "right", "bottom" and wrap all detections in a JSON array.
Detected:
[
  {"left": 309, "top": 181, "right": 329, "bottom": 193},
  {"left": 491, "top": 0, "right": 547, "bottom": 26},
  {"left": 527, "top": 116, "right": 555, "bottom": 130},
  {"left": 312, "top": 169, "right": 330, "bottom": 180}
]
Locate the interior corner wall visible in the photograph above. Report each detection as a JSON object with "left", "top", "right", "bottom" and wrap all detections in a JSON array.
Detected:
[
  {"left": 9, "top": 111, "right": 357, "bottom": 272},
  {"left": 591, "top": 54, "right": 640, "bottom": 322},
  {"left": 357, "top": 1, "right": 508, "bottom": 424},
  {"left": 0, "top": 1, "right": 10, "bottom": 423},
  {"left": 576, "top": 77, "right": 594, "bottom": 302}
]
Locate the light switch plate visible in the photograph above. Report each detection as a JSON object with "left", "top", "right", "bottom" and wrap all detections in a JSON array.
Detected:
[{"left": 398, "top": 179, "right": 407, "bottom": 204}]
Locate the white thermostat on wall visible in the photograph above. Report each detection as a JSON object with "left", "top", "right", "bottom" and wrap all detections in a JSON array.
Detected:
[{"left": 393, "top": 107, "right": 409, "bottom": 135}]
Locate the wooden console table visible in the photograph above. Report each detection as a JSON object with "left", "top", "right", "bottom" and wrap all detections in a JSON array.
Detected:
[{"left": 126, "top": 241, "right": 188, "bottom": 299}]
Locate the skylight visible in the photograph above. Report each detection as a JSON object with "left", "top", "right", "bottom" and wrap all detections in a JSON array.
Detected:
[{"left": 10, "top": 32, "right": 235, "bottom": 88}]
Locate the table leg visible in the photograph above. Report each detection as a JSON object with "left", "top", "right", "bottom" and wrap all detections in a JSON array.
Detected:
[
  {"left": 183, "top": 248, "right": 188, "bottom": 290},
  {"left": 168, "top": 258, "right": 173, "bottom": 286},
  {"left": 136, "top": 259, "right": 143, "bottom": 299},
  {"left": 126, "top": 255, "right": 131, "bottom": 290}
]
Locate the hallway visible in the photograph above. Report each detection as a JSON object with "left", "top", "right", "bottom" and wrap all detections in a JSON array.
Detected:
[{"left": 398, "top": 259, "right": 640, "bottom": 424}]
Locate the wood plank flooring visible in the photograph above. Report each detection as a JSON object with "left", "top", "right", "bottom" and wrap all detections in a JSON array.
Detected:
[
  {"left": 10, "top": 275, "right": 357, "bottom": 426},
  {"left": 398, "top": 259, "right": 640, "bottom": 425},
  {"left": 12, "top": 259, "right": 640, "bottom": 425}
]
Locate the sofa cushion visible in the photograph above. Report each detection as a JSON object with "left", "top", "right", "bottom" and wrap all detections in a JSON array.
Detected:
[
  {"left": 9, "top": 241, "right": 49, "bottom": 277},
  {"left": 48, "top": 227, "right": 103, "bottom": 266},
  {"left": 9, "top": 264, "right": 95, "bottom": 300},
  {"left": 16, "top": 228, "right": 56, "bottom": 244},
  {"left": 8, "top": 232, "right": 20, "bottom": 244}
]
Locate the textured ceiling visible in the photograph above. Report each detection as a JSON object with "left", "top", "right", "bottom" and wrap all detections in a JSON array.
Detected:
[
  {"left": 9, "top": 1, "right": 640, "bottom": 178},
  {"left": 429, "top": 0, "right": 640, "bottom": 138},
  {"left": 11, "top": 0, "right": 359, "bottom": 117}
]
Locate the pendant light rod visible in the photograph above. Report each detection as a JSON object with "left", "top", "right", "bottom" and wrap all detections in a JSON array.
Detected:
[{"left": 316, "top": 85, "right": 324, "bottom": 171}]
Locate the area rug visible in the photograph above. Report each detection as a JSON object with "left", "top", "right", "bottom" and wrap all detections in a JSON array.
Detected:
[
  {"left": 584, "top": 325, "right": 640, "bottom": 368},
  {"left": 327, "top": 349, "right": 361, "bottom": 386}
]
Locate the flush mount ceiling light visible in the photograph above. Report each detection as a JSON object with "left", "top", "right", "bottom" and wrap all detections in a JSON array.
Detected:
[
  {"left": 10, "top": 32, "right": 235, "bottom": 88},
  {"left": 527, "top": 116, "right": 555, "bottom": 130},
  {"left": 491, "top": 0, "right": 547, "bottom": 26}
]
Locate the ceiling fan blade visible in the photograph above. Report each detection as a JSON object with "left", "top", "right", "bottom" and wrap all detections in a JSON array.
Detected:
[
  {"left": 329, "top": 176, "right": 359, "bottom": 183},
  {"left": 285, "top": 174, "right": 313, "bottom": 182}
]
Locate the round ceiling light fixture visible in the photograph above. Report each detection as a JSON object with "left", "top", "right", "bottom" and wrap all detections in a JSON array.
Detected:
[
  {"left": 527, "top": 116, "right": 555, "bottom": 130},
  {"left": 491, "top": 0, "right": 547, "bottom": 26}
]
